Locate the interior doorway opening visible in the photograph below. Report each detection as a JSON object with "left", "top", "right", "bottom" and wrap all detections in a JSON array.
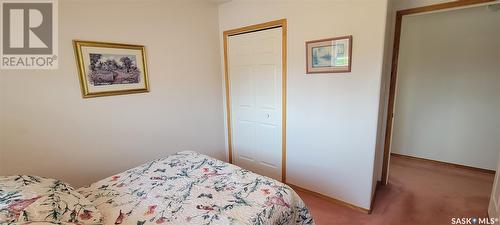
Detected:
[{"left": 379, "top": 0, "right": 500, "bottom": 219}]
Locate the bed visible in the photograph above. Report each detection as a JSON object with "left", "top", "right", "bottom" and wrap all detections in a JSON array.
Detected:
[{"left": 78, "top": 151, "right": 315, "bottom": 225}]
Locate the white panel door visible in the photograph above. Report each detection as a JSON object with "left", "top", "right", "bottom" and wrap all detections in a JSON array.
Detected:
[
  {"left": 489, "top": 153, "right": 500, "bottom": 220},
  {"left": 228, "top": 27, "right": 282, "bottom": 181}
]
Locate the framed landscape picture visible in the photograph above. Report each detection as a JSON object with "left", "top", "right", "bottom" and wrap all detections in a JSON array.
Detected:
[
  {"left": 306, "top": 35, "right": 352, "bottom": 74},
  {"left": 73, "top": 40, "right": 149, "bottom": 98}
]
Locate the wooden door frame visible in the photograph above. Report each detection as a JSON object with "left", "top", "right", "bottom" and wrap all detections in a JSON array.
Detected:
[
  {"left": 223, "top": 19, "right": 288, "bottom": 183},
  {"left": 380, "top": 0, "right": 496, "bottom": 185}
]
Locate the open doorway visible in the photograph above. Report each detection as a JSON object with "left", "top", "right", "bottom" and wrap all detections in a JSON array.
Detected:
[{"left": 379, "top": 0, "right": 500, "bottom": 222}]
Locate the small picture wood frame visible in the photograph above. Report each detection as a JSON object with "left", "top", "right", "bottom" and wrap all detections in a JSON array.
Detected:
[{"left": 306, "top": 35, "right": 352, "bottom": 74}]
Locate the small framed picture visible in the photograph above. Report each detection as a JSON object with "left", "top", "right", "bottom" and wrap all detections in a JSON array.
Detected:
[
  {"left": 306, "top": 35, "right": 352, "bottom": 74},
  {"left": 73, "top": 40, "right": 149, "bottom": 98}
]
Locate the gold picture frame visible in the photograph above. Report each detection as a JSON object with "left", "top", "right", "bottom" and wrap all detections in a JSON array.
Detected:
[{"left": 73, "top": 40, "right": 150, "bottom": 98}]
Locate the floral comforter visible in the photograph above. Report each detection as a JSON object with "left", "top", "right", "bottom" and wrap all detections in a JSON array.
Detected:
[
  {"left": 78, "top": 151, "right": 314, "bottom": 225},
  {"left": 0, "top": 175, "right": 102, "bottom": 224}
]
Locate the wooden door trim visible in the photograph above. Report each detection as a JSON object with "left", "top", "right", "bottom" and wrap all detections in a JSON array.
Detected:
[
  {"left": 380, "top": 0, "right": 496, "bottom": 185},
  {"left": 223, "top": 19, "right": 287, "bottom": 182}
]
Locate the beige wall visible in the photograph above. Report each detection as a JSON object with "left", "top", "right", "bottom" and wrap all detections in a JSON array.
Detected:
[
  {"left": 392, "top": 5, "right": 500, "bottom": 170},
  {"left": 0, "top": 0, "right": 225, "bottom": 187},
  {"left": 218, "top": 0, "right": 388, "bottom": 209}
]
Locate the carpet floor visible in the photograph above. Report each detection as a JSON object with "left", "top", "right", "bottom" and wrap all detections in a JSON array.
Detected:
[{"left": 295, "top": 155, "right": 495, "bottom": 225}]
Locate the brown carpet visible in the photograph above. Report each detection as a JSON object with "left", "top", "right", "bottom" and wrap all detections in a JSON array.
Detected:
[{"left": 295, "top": 155, "right": 495, "bottom": 225}]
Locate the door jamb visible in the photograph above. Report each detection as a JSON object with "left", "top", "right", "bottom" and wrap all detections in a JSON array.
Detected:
[
  {"left": 223, "top": 19, "right": 288, "bottom": 183},
  {"left": 380, "top": 0, "right": 496, "bottom": 185}
]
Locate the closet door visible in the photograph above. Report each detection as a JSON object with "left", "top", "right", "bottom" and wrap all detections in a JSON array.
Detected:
[{"left": 227, "top": 27, "right": 282, "bottom": 181}]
